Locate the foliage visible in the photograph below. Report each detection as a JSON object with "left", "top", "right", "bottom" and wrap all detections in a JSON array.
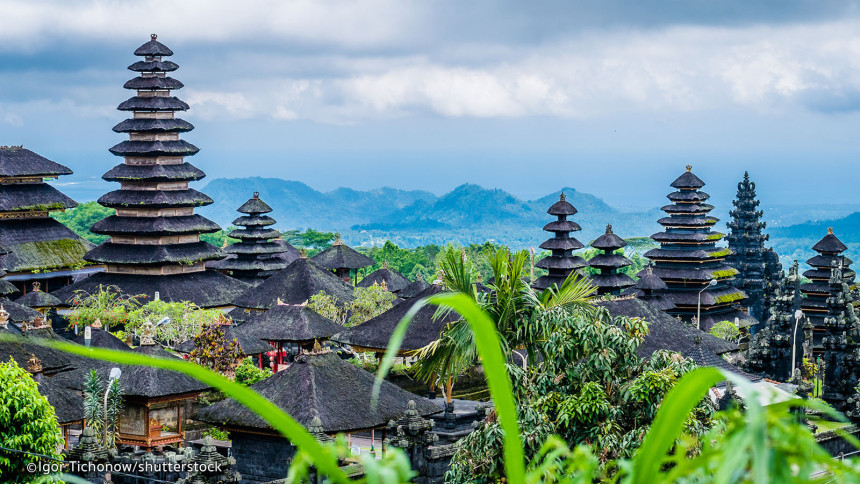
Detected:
[
  {"left": 129, "top": 299, "right": 225, "bottom": 348},
  {"left": 200, "top": 229, "right": 235, "bottom": 248},
  {"left": 361, "top": 240, "right": 441, "bottom": 281},
  {"left": 445, "top": 307, "right": 713, "bottom": 482},
  {"left": 202, "top": 427, "right": 230, "bottom": 441},
  {"left": 69, "top": 287, "right": 225, "bottom": 348},
  {"left": 709, "top": 320, "right": 741, "bottom": 343},
  {"left": 283, "top": 228, "right": 338, "bottom": 253},
  {"left": 82, "top": 369, "right": 123, "bottom": 449},
  {"left": 0, "top": 358, "right": 64, "bottom": 482},
  {"left": 234, "top": 357, "right": 272, "bottom": 386},
  {"left": 50, "top": 201, "right": 114, "bottom": 244},
  {"left": 307, "top": 285, "right": 395, "bottom": 327},
  {"left": 188, "top": 324, "right": 243, "bottom": 376},
  {"left": 68, "top": 285, "right": 141, "bottom": 330}
]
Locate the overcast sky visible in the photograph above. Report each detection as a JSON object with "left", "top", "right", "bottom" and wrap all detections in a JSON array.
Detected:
[{"left": 3, "top": 0, "right": 860, "bottom": 208}]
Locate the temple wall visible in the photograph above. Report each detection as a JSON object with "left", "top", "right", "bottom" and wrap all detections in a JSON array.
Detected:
[{"left": 230, "top": 431, "right": 295, "bottom": 483}]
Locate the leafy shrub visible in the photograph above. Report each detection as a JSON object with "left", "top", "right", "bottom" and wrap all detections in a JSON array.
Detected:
[{"left": 235, "top": 357, "right": 272, "bottom": 386}]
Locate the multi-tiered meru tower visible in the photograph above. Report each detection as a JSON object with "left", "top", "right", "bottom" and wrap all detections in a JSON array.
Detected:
[
  {"left": 212, "top": 192, "right": 299, "bottom": 285},
  {"left": 645, "top": 166, "right": 754, "bottom": 330},
  {"left": 533, "top": 193, "right": 587, "bottom": 290},
  {"left": 588, "top": 225, "right": 635, "bottom": 296},
  {"left": 800, "top": 228, "right": 857, "bottom": 356},
  {"left": 53, "top": 35, "right": 247, "bottom": 308},
  {"left": 0, "top": 147, "right": 94, "bottom": 293},
  {"left": 725, "top": 172, "right": 781, "bottom": 325}
]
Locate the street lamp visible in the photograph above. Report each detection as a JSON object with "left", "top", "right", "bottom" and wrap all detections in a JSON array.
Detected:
[
  {"left": 697, "top": 279, "right": 717, "bottom": 330},
  {"left": 104, "top": 367, "right": 121, "bottom": 446},
  {"left": 791, "top": 309, "right": 804, "bottom": 375}
]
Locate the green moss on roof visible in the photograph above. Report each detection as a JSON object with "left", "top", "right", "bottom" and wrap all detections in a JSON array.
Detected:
[
  {"left": 708, "top": 248, "right": 732, "bottom": 258},
  {"left": 12, "top": 238, "right": 91, "bottom": 272},
  {"left": 714, "top": 292, "right": 746, "bottom": 304},
  {"left": 711, "top": 268, "right": 739, "bottom": 279},
  {"left": 706, "top": 233, "right": 723, "bottom": 241},
  {"left": 16, "top": 202, "right": 67, "bottom": 212}
]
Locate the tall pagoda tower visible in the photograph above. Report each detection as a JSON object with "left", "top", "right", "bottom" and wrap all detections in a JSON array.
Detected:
[
  {"left": 800, "top": 228, "right": 856, "bottom": 356},
  {"left": 818, "top": 263, "right": 860, "bottom": 413},
  {"left": 53, "top": 35, "right": 247, "bottom": 308},
  {"left": 212, "top": 192, "right": 300, "bottom": 285},
  {"left": 0, "top": 147, "right": 94, "bottom": 293},
  {"left": 645, "top": 165, "right": 754, "bottom": 330},
  {"left": 745, "top": 265, "right": 799, "bottom": 381},
  {"left": 725, "top": 172, "right": 781, "bottom": 325},
  {"left": 533, "top": 193, "right": 587, "bottom": 290},
  {"left": 588, "top": 225, "right": 635, "bottom": 296}
]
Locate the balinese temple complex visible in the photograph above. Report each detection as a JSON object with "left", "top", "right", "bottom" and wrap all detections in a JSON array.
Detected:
[
  {"left": 0, "top": 147, "right": 95, "bottom": 293},
  {"left": 588, "top": 224, "right": 635, "bottom": 296},
  {"left": 53, "top": 35, "right": 248, "bottom": 308},
  {"left": 725, "top": 172, "right": 782, "bottom": 325},
  {"left": 211, "top": 192, "right": 300, "bottom": 284},
  {"left": 645, "top": 165, "right": 754, "bottom": 330},
  {"left": 800, "top": 229, "right": 857, "bottom": 357},
  {"left": 533, "top": 193, "right": 587, "bottom": 290}
]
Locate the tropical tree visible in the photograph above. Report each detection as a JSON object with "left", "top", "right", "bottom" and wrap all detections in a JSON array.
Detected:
[
  {"left": 188, "top": 324, "right": 243, "bottom": 377},
  {"left": 412, "top": 245, "right": 595, "bottom": 404},
  {"left": 0, "top": 358, "right": 64, "bottom": 482},
  {"left": 234, "top": 357, "right": 272, "bottom": 386},
  {"left": 307, "top": 285, "right": 395, "bottom": 327},
  {"left": 82, "top": 369, "right": 123, "bottom": 449}
]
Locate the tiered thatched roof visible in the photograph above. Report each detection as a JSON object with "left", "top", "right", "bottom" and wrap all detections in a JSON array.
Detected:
[{"left": 233, "top": 258, "right": 354, "bottom": 310}]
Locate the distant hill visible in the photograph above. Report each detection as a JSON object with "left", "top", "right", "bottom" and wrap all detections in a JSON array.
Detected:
[{"left": 768, "top": 212, "right": 860, "bottom": 267}]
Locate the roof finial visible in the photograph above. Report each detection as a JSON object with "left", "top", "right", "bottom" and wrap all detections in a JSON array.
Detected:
[
  {"left": 91, "top": 318, "right": 102, "bottom": 329},
  {"left": 0, "top": 305, "right": 7, "bottom": 329},
  {"left": 276, "top": 297, "right": 286, "bottom": 306},
  {"left": 333, "top": 234, "right": 344, "bottom": 246},
  {"left": 253, "top": 191, "right": 259, "bottom": 199},
  {"left": 32, "top": 282, "right": 41, "bottom": 292},
  {"left": 300, "top": 248, "right": 308, "bottom": 258},
  {"left": 685, "top": 164, "right": 692, "bottom": 173},
  {"left": 559, "top": 192, "right": 566, "bottom": 202},
  {"left": 828, "top": 227, "right": 834, "bottom": 235},
  {"left": 139, "top": 320, "right": 156, "bottom": 346},
  {"left": 605, "top": 224, "right": 612, "bottom": 234},
  {"left": 151, "top": 34, "right": 157, "bottom": 41},
  {"left": 382, "top": 260, "right": 389, "bottom": 269},
  {"left": 645, "top": 264, "right": 653, "bottom": 276},
  {"left": 26, "top": 355, "right": 42, "bottom": 374}
]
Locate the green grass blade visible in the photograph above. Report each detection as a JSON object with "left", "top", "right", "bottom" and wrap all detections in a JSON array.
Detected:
[
  {"left": 0, "top": 334, "right": 349, "bottom": 483},
  {"left": 631, "top": 366, "right": 725, "bottom": 484},
  {"left": 374, "top": 293, "right": 526, "bottom": 484}
]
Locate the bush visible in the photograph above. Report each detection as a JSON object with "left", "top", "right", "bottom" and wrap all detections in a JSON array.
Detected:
[
  {"left": 0, "top": 358, "right": 64, "bottom": 482},
  {"left": 235, "top": 357, "right": 272, "bottom": 386}
]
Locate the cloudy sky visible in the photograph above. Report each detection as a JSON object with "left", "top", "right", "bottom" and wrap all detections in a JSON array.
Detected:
[{"left": 3, "top": 0, "right": 860, "bottom": 208}]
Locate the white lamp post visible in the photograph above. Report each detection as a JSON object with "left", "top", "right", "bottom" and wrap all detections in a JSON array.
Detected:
[
  {"left": 697, "top": 279, "right": 717, "bottom": 330},
  {"left": 104, "top": 367, "right": 122, "bottom": 446}
]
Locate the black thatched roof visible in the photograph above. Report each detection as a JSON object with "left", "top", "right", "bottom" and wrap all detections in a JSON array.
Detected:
[
  {"left": 651, "top": 231, "right": 724, "bottom": 243},
  {"left": 0, "top": 183, "right": 77, "bottom": 212},
  {"left": 123, "top": 76, "right": 184, "bottom": 91},
  {"left": 591, "top": 225, "right": 627, "bottom": 250},
  {"left": 233, "top": 258, "right": 354, "bottom": 310},
  {"left": 635, "top": 267, "right": 668, "bottom": 291},
  {"left": 0, "top": 147, "right": 73, "bottom": 177},
  {"left": 85, "top": 241, "right": 223, "bottom": 265},
  {"left": 542, "top": 220, "right": 582, "bottom": 233},
  {"left": 332, "top": 285, "right": 457, "bottom": 352},
  {"left": 117, "top": 96, "right": 190, "bottom": 112},
  {"left": 547, "top": 193, "right": 577, "bottom": 216},
  {"left": 98, "top": 188, "right": 212, "bottom": 209},
  {"left": 0, "top": 298, "right": 42, "bottom": 323},
  {"left": 112, "top": 117, "right": 194, "bottom": 133},
  {"left": 670, "top": 165, "right": 706, "bottom": 189},
  {"left": 239, "top": 305, "right": 343, "bottom": 344},
  {"left": 128, "top": 60, "right": 179, "bottom": 72},
  {"left": 123, "top": 344, "right": 209, "bottom": 398},
  {"left": 807, "top": 254, "right": 853, "bottom": 268},
  {"left": 0, "top": 278, "right": 18, "bottom": 297},
  {"left": 232, "top": 214, "right": 276, "bottom": 227},
  {"left": 102, "top": 162, "right": 204, "bottom": 182},
  {"left": 588, "top": 253, "right": 631, "bottom": 269},
  {"left": 174, "top": 324, "right": 272, "bottom": 356},
  {"left": 356, "top": 267, "right": 411, "bottom": 293},
  {"left": 91, "top": 214, "right": 220, "bottom": 236},
  {"left": 212, "top": 253, "right": 295, "bottom": 273},
  {"left": 657, "top": 216, "right": 718, "bottom": 227},
  {"left": 225, "top": 241, "right": 289, "bottom": 255},
  {"left": 311, "top": 241, "right": 374, "bottom": 270},
  {"left": 228, "top": 227, "right": 282, "bottom": 240},
  {"left": 16, "top": 288, "right": 61, "bottom": 309},
  {"left": 109, "top": 139, "right": 199, "bottom": 156},
  {"left": 37, "top": 374, "right": 84, "bottom": 424},
  {"left": 667, "top": 191, "right": 709, "bottom": 202},
  {"left": 134, "top": 34, "right": 174, "bottom": 56},
  {"left": 237, "top": 194, "right": 272, "bottom": 214},
  {"left": 398, "top": 277, "right": 430, "bottom": 299},
  {"left": 597, "top": 298, "right": 737, "bottom": 357},
  {"left": 661, "top": 203, "right": 715, "bottom": 214},
  {"left": 198, "top": 351, "right": 439, "bottom": 433},
  {"left": 539, "top": 238, "right": 583, "bottom": 251},
  {"left": 71, "top": 327, "right": 131, "bottom": 351},
  {"left": 812, "top": 229, "right": 848, "bottom": 254},
  {"left": 682, "top": 342, "right": 760, "bottom": 382},
  {"left": 52, "top": 270, "right": 250, "bottom": 309},
  {"left": 536, "top": 255, "right": 587, "bottom": 270},
  {"left": 589, "top": 273, "right": 636, "bottom": 289}
]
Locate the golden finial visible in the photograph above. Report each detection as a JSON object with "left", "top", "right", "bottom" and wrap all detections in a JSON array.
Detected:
[
  {"left": 221, "top": 239, "right": 228, "bottom": 249},
  {"left": 253, "top": 191, "right": 259, "bottom": 199},
  {"left": 382, "top": 260, "right": 389, "bottom": 270},
  {"left": 26, "top": 355, "right": 42, "bottom": 374},
  {"left": 312, "top": 339, "right": 322, "bottom": 353},
  {"left": 276, "top": 297, "right": 286, "bottom": 306},
  {"left": 300, "top": 248, "right": 308, "bottom": 258},
  {"left": 380, "top": 280, "right": 389, "bottom": 291},
  {"left": 416, "top": 272, "right": 424, "bottom": 282},
  {"left": 0, "top": 305, "right": 7, "bottom": 329},
  {"left": 333, "top": 234, "right": 344, "bottom": 246},
  {"left": 606, "top": 224, "right": 613, "bottom": 234},
  {"left": 91, "top": 319, "right": 102, "bottom": 329},
  {"left": 560, "top": 192, "right": 566, "bottom": 202},
  {"left": 828, "top": 227, "right": 834, "bottom": 235},
  {"left": 685, "top": 164, "right": 692, "bottom": 172},
  {"left": 32, "top": 282, "right": 41, "bottom": 292},
  {"left": 151, "top": 33, "right": 157, "bottom": 41},
  {"left": 139, "top": 320, "right": 156, "bottom": 346}
]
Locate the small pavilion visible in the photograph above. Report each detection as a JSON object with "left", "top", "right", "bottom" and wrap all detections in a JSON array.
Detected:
[
  {"left": 232, "top": 256, "right": 354, "bottom": 311},
  {"left": 311, "top": 237, "right": 374, "bottom": 284}
]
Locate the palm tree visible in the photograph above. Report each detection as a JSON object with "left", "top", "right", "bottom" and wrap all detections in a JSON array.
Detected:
[{"left": 413, "top": 246, "right": 596, "bottom": 403}]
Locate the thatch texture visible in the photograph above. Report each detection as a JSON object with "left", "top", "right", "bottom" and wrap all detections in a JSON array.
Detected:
[
  {"left": 0, "top": 184, "right": 76, "bottom": 213},
  {"left": 238, "top": 305, "right": 342, "bottom": 344},
  {"left": 198, "top": 351, "right": 439, "bottom": 433},
  {"left": 332, "top": 285, "right": 456, "bottom": 352},
  {"left": 356, "top": 268, "right": 411, "bottom": 293},
  {"left": 174, "top": 325, "right": 272, "bottom": 356},
  {"left": 71, "top": 328, "right": 131, "bottom": 351},
  {"left": 16, "top": 289, "right": 61, "bottom": 309},
  {"left": 311, "top": 242, "right": 374, "bottom": 270},
  {"left": 233, "top": 258, "right": 354, "bottom": 310},
  {"left": 122, "top": 344, "right": 209, "bottom": 398},
  {"left": 0, "top": 147, "right": 73, "bottom": 177},
  {"left": 0, "top": 219, "right": 92, "bottom": 273}
]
